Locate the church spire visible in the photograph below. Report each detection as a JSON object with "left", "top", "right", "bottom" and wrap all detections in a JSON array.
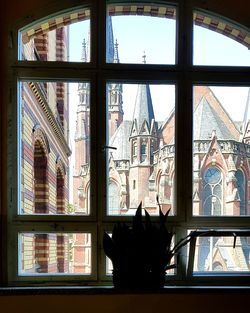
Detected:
[
  {"left": 81, "top": 38, "right": 87, "bottom": 62},
  {"left": 242, "top": 87, "right": 250, "bottom": 141},
  {"left": 114, "top": 39, "right": 120, "bottom": 63},
  {"left": 131, "top": 84, "right": 155, "bottom": 134},
  {"left": 106, "top": 15, "right": 115, "bottom": 62}
]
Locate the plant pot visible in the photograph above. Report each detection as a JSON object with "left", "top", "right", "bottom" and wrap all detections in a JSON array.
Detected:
[{"left": 112, "top": 269, "right": 166, "bottom": 290}]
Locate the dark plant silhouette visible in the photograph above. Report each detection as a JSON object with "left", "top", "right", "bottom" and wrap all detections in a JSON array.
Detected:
[{"left": 103, "top": 198, "right": 195, "bottom": 289}]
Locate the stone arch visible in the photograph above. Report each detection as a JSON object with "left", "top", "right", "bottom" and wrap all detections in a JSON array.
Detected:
[
  {"left": 108, "top": 179, "right": 120, "bottom": 215},
  {"left": 33, "top": 125, "right": 50, "bottom": 155},
  {"left": 22, "top": 5, "right": 249, "bottom": 49}
]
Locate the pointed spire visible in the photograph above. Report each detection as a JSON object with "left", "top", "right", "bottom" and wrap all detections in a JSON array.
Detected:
[
  {"left": 132, "top": 85, "right": 155, "bottom": 133},
  {"left": 242, "top": 87, "right": 250, "bottom": 139},
  {"left": 114, "top": 39, "right": 120, "bottom": 63},
  {"left": 106, "top": 15, "right": 115, "bottom": 62},
  {"left": 81, "top": 38, "right": 87, "bottom": 62},
  {"left": 142, "top": 51, "right": 146, "bottom": 64}
]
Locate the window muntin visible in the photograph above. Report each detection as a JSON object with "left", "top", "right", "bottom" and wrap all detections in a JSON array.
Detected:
[
  {"left": 193, "top": 11, "right": 250, "bottom": 66},
  {"left": 106, "top": 83, "right": 175, "bottom": 216},
  {"left": 193, "top": 86, "right": 250, "bottom": 216},
  {"left": 8, "top": 1, "right": 250, "bottom": 285},
  {"left": 106, "top": 4, "right": 176, "bottom": 64}
]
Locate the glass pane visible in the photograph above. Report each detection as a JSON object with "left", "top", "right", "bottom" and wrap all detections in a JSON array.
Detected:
[
  {"left": 193, "top": 11, "right": 250, "bottom": 66},
  {"left": 106, "top": 83, "right": 175, "bottom": 215},
  {"left": 193, "top": 236, "right": 250, "bottom": 273},
  {"left": 106, "top": 4, "right": 176, "bottom": 64},
  {"left": 20, "top": 81, "right": 91, "bottom": 215},
  {"left": 20, "top": 8, "right": 90, "bottom": 62},
  {"left": 19, "top": 233, "right": 91, "bottom": 275},
  {"left": 193, "top": 86, "right": 250, "bottom": 216}
]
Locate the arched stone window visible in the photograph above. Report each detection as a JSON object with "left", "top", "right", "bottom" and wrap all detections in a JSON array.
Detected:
[
  {"left": 108, "top": 181, "right": 119, "bottom": 215},
  {"left": 140, "top": 142, "right": 147, "bottom": 162},
  {"left": 235, "top": 169, "right": 246, "bottom": 215},
  {"left": 203, "top": 167, "right": 222, "bottom": 215}
]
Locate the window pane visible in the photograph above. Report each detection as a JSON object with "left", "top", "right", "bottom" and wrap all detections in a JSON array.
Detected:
[
  {"left": 106, "top": 83, "right": 175, "bottom": 215},
  {"left": 193, "top": 86, "right": 250, "bottom": 216},
  {"left": 20, "top": 81, "right": 91, "bottom": 215},
  {"left": 193, "top": 236, "right": 250, "bottom": 273},
  {"left": 20, "top": 8, "right": 90, "bottom": 62},
  {"left": 193, "top": 11, "right": 250, "bottom": 66},
  {"left": 19, "top": 233, "right": 91, "bottom": 275},
  {"left": 106, "top": 4, "right": 176, "bottom": 64}
]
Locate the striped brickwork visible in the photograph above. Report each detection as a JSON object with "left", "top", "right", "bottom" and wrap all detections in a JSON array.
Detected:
[
  {"left": 56, "top": 170, "right": 65, "bottom": 213},
  {"left": 21, "top": 6, "right": 249, "bottom": 49},
  {"left": 22, "top": 80, "right": 69, "bottom": 214},
  {"left": 193, "top": 11, "right": 250, "bottom": 48},
  {"left": 35, "top": 234, "right": 49, "bottom": 273},
  {"left": 57, "top": 234, "right": 69, "bottom": 272},
  {"left": 21, "top": 233, "right": 35, "bottom": 272},
  {"left": 22, "top": 9, "right": 90, "bottom": 44},
  {"left": 34, "top": 33, "right": 48, "bottom": 61},
  {"left": 34, "top": 140, "right": 49, "bottom": 213},
  {"left": 21, "top": 233, "right": 70, "bottom": 274}
]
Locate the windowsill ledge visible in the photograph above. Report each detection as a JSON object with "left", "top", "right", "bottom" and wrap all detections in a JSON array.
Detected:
[{"left": 1, "top": 285, "right": 250, "bottom": 296}]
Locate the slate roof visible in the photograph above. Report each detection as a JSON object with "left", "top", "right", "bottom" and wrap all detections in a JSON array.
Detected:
[
  {"left": 109, "top": 120, "right": 133, "bottom": 160},
  {"left": 194, "top": 96, "right": 237, "bottom": 141},
  {"left": 132, "top": 85, "right": 155, "bottom": 132}
]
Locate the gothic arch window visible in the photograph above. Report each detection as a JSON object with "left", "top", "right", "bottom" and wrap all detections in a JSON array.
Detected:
[
  {"left": 202, "top": 167, "right": 222, "bottom": 215},
  {"left": 108, "top": 181, "right": 119, "bottom": 215},
  {"left": 235, "top": 169, "right": 246, "bottom": 215},
  {"left": 140, "top": 142, "right": 147, "bottom": 162},
  {"left": 132, "top": 140, "right": 137, "bottom": 163}
]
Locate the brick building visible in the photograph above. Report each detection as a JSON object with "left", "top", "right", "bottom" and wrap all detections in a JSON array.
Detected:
[{"left": 73, "top": 17, "right": 250, "bottom": 272}]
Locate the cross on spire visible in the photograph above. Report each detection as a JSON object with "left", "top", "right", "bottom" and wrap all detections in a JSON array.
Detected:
[{"left": 142, "top": 51, "right": 146, "bottom": 64}]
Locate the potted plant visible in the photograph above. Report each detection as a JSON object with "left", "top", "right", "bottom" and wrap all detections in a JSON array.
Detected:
[{"left": 103, "top": 199, "right": 195, "bottom": 289}]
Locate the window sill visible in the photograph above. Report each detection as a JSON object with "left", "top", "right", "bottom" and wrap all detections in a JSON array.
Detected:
[{"left": 0, "top": 285, "right": 250, "bottom": 296}]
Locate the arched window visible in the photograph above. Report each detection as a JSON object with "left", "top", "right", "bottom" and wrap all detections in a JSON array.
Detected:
[
  {"left": 203, "top": 167, "right": 222, "bottom": 215},
  {"left": 140, "top": 142, "right": 147, "bottom": 162},
  {"left": 108, "top": 181, "right": 119, "bottom": 215},
  {"left": 5, "top": 0, "right": 249, "bottom": 285},
  {"left": 235, "top": 169, "right": 246, "bottom": 215}
]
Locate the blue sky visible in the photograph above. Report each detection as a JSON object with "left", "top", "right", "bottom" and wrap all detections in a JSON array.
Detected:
[
  {"left": 69, "top": 16, "right": 249, "bottom": 121},
  {"left": 67, "top": 15, "right": 249, "bottom": 203}
]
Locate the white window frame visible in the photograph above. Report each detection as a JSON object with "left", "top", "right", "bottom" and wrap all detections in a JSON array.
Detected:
[{"left": 6, "top": 0, "right": 250, "bottom": 286}]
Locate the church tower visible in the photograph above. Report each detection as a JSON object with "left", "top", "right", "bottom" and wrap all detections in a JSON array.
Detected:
[
  {"left": 73, "top": 17, "right": 123, "bottom": 212},
  {"left": 106, "top": 17, "right": 123, "bottom": 138},
  {"left": 129, "top": 77, "right": 158, "bottom": 209}
]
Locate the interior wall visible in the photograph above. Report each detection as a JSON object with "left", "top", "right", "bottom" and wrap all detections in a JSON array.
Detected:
[
  {"left": 0, "top": 0, "right": 249, "bottom": 311},
  {"left": 0, "top": 291, "right": 250, "bottom": 313}
]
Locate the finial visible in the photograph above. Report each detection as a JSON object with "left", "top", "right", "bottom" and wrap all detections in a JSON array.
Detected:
[
  {"left": 81, "top": 38, "right": 87, "bottom": 62},
  {"left": 142, "top": 51, "right": 146, "bottom": 64},
  {"left": 114, "top": 39, "right": 119, "bottom": 63}
]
